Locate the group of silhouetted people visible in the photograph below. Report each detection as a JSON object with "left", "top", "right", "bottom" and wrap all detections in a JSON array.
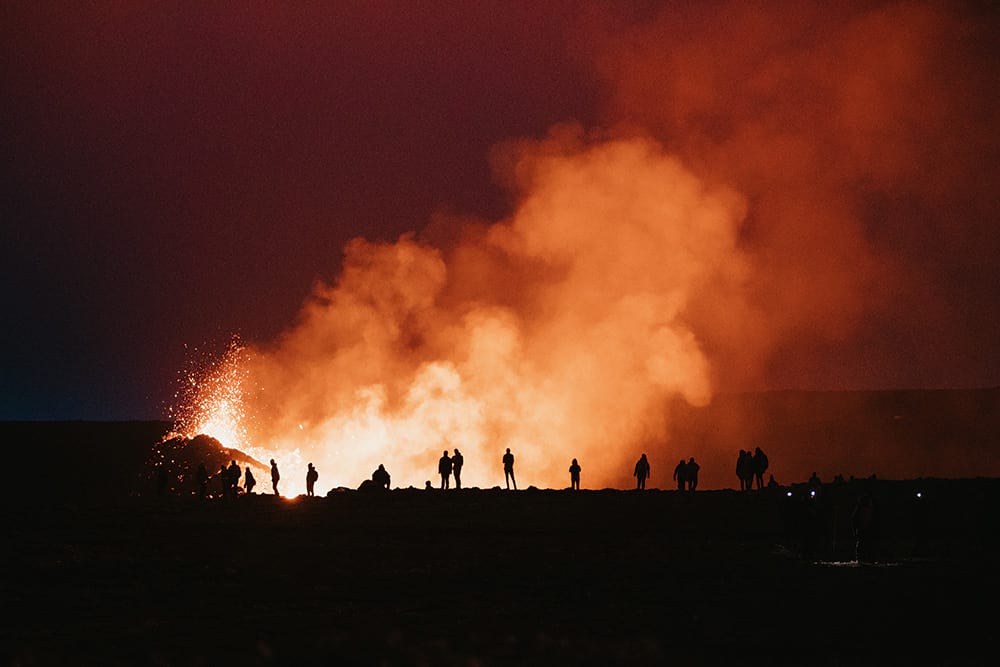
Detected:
[
  {"left": 434, "top": 447, "right": 514, "bottom": 489},
  {"left": 672, "top": 457, "right": 701, "bottom": 491},
  {"left": 187, "top": 457, "right": 303, "bottom": 499},
  {"left": 189, "top": 459, "right": 259, "bottom": 499},
  {"left": 736, "top": 447, "right": 769, "bottom": 491},
  {"left": 437, "top": 449, "right": 464, "bottom": 489},
  {"left": 181, "top": 447, "right": 783, "bottom": 498}
]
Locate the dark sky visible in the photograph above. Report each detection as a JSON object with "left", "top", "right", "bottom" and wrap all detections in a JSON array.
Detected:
[
  {"left": 1, "top": 2, "right": 597, "bottom": 419},
  {"left": 2, "top": 1, "right": 998, "bottom": 420}
]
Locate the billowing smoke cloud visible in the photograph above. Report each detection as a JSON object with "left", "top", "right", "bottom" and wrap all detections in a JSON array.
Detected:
[
  {"left": 232, "top": 130, "right": 748, "bottom": 491},
  {"left": 190, "top": 1, "right": 998, "bottom": 491},
  {"left": 588, "top": 0, "right": 1000, "bottom": 390}
]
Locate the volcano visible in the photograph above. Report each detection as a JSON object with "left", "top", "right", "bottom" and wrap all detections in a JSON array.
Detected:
[{"left": 138, "top": 433, "right": 269, "bottom": 498}]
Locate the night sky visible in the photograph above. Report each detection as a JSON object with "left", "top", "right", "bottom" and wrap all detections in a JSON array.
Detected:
[{"left": 2, "top": 1, "right": 998, "bottom": 421}]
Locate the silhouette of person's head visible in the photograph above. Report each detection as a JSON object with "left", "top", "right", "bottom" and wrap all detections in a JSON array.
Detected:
[
  {"left": 689, "top": 457, "right": 695, "bottom": 463},
  {"left": 506, "top": 448, "right": 511, "bottom": 454},
  {"left": 454, "top": 448, "right": 460, "bottom": 455},
  {"left": 443, "top": 450, "right": 448, "bottom": 456},
  {"left": 572, "top": 458, "right": 578, "bottom": 465},
  {"left": 270, "top": 459, "right": 275, "bottom": 465},
  {"left": 308, "top": 463, "right": 314, "bottom": 469}
]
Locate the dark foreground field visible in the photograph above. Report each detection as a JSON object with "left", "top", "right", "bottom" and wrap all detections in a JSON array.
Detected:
[{"left": 5, "top": 480, "right": 999, "bottom": 666}]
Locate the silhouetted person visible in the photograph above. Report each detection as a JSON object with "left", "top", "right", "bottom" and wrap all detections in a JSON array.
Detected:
[
  {"left": 672, "top": 459, "right": 687, "bottom": 491},
  {"left": 270, "top": 459, "right": 280, "bottom": 495},
  {"left": 503, "top": 448, "right": 516, "bottom": 490},
  {"left": 372, "top": 464, "right": 391, "bottom": 490},
  {"left": 156, "top": 466, "right": 168, "bottom": 497},
  {"left": 227, "top": 460, "right": 241, "bottom": 497},
  {"left": 767, "top": 474, "right": 779, "bottom": 488},
  {"left": 438, "top": 450, "right": 452, "bottom": 489},
  {"left": 852, "top": 493, "right": 876, "bottom": 563},
  {"left": 244, "top": 467, "right": 256, "bottom": 495},
  {"left": 634, "top": 453, "right": 650, "bottom": 490},
  {"left": 736, "top": 450, "right": 752, "bottom": 491},
  {"left": 569, "top": 458, "right": 581, "bottom": 490},
  {"left": 196, "top": 463, "right": 209, "bottom": 498},
  {"left": 752, "top": 447, "right": 769, "bottom": 489},
  {"left": 686, "top": 457, "right": 700, "bottom": 491},
  {"left": 306, "top": 463, "right": 318, "bottom": 497},
  {"left": 425, "top": 480, "right": 433, "bottom": 490},
  {"left": 808, "top": 471, "right": 821, "bottom": 490},
  {"left": 452, "top": 448, "right": 464, "bottom": 489}
]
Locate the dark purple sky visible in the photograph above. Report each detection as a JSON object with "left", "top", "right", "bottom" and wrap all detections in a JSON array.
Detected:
[
  {"left": 2, "top": 2, "right": 599, "bottom": 419},
  {"left": 2, "top": 1, "right": 998, "bottom": 420}
]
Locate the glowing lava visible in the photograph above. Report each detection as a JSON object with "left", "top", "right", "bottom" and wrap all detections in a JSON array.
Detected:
[{"left": 171, "top": 338, "right": 251, "bottom": 451}]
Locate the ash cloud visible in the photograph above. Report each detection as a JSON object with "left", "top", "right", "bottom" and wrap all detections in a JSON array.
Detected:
[
  {"left": 588, "top": 0, "right": 1000, "bottom": 390},
  {"left": 193, "top": 1, "right": 998, "bottom": 490}
]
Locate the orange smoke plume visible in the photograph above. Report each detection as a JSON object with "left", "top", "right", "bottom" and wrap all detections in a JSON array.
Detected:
[
  {"left": 182, "top": 1, "right": 998, "bottom": 492},
  {"left": 190, "top": 132, "right": 750, "bottom": 493}
]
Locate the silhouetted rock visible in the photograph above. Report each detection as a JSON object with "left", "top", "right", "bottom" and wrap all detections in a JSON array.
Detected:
[{"left": 137, "top": 433, "right": 268, "bottom": 497}]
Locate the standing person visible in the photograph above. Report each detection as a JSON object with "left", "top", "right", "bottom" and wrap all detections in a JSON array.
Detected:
[
  {"left": 270, "top": 459, "right": 280, "bottom": 495},
  {"left": 686, "top": 457, "right": 700, "bottom": 491},
  {"left": 452, "top": 448, "right": 464, "bottom": 489},
  {"left": 672, "top": 459, "right": 687, "bottom": 491},
  {"left": 752, "top": 447, "right": 769, "bottom": 490},
  {"left": 306, "top": 463, "right": 318, "bottom": 497},
  {"left": 569, "top": 458, "right": 581, "bottom": 490},
  {"left": 736, "top": 450, "right": 750, "bottom": 491},
  {"left": 196, "top": 462, "right": 209, "bottom": 499},
  {"left": 503, "top": 448, "right": 517, "bottom": 490},
  {"left": 634, "top": 453, "right": 650, "bottom": 490},
  {"left": 244, "top": 466, "right": 256, "bottom": 494},
  {"left": 438, "top": 450, "right": 452, "bottom": 489},
  {"left": 227, "top": 460, "right": 241, "bottom": 497}
]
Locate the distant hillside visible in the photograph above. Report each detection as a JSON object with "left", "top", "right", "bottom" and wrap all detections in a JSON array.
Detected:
[
  {"left": 663, "top": 387, "right": 1000, "bottom": 489},
  {"left": 3, "top": 421, "right": 172, "bottom": 504},
  {"left": 3, "top": 388, "right": 998, "bottom": 502}
]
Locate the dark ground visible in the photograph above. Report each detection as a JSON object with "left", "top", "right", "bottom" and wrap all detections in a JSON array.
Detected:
[
  {"left": 2, "top": 414, "right": 999, "bottom": 666},
  {"left": 5, "top": 480, "right": 999, "bottom": 666}
]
